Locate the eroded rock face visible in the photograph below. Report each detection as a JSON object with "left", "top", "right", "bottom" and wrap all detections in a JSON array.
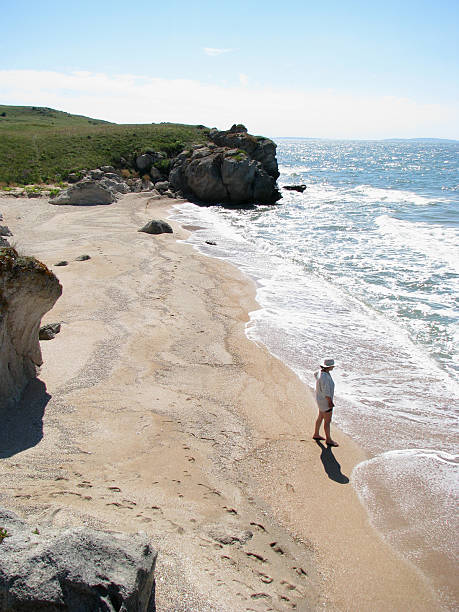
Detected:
[
  {"left": 169, "top": 125, "right": 280, "bottom": 205},
  {"left": 0, "top": 248, "right": 62, "bottom": 407},
  {"left": 0, "top": 507, "right": 157, "bottom": 611}
]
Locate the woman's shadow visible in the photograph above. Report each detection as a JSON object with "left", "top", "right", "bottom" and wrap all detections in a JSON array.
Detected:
[
  {"left": 315, "top": 440, "right": 349, "bottom": 484},
  {"left": 0, "top": 378, "right": 49, "bottom": 458}
]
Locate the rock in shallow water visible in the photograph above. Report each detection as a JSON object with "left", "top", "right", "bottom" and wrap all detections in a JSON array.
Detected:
[{"left": 0, "top": 506, "right": 157, "bottom": 611}]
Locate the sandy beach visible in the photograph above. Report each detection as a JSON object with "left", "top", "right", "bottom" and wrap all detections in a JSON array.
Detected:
[{"left": 0, "top": 192, "right": 439, "bottom": 611}]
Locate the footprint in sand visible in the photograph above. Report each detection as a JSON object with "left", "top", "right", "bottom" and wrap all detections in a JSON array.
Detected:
[
  {"left": 250, "top": 592, "right": 271, "bottom": 600},
  {"left": 50, "top": 491, "right": 93, "bottom": 501},
  {"left": 50, "top": 491, "right": 82, "bottom": 499},
  {"left": 270, "top": 542, "right": 286, "bottom": 555},
  {"left": 245, "top": 552, "right": 266, "bottom": 563},
  {"left": 106, "top": 501, "right": 133, "bottom": 509},
  {"left": 136, "top": 514, "right": 152, "bottom": 523},
  {"left": 221, "top": 555, "right": 237, "bottom": 566},
  {"left": 277, "top": 594, "right": 295, "bottom": 608},
  {"left": 256, "top": 572, "right": 273, "bottom": 584},
  {"left": 249, "top": 522, "right": 267, "bottom": 532},
  {"left": 280, "top": 580, "right": 297, "bottom": 591},
  {"left": 292, "top": 566, "right": 308, "bottom": 578}
]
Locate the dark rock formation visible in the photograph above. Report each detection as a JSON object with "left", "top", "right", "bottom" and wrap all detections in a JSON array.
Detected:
[
  {"left": 169, "top": 125, "right": 280, "bottom": 205},
  {"left": 0, "top": 248, "right": 62, "bottom": 407},
  {"left": 75, "top": 254, "right": 91, "bottom": 261},
  {"left": 0, "top": 506, "right": 157, "bottom": 611},
  {"left": 0, "top": 225, "right": 12, "bottom": 237},
  {"left": 283, "top": 184, "right": 307, "bottom": 193},
  {"left": 54, "top": 260, "right": 68, "bottom": 267},
  {"left": 50, "top": 179, "right": 116, "bottom": 205},
  {"left": 209, "top": 124, "right": 279, "bottom": 180},
  {"left": 139, "top": 220, "right": 173, "bottom": 235},
  {"left": 39, "top": 322, "right": 61, "bottom": 340},
  {"left": 154, "top": 181, "right": 170, "bottom": 194}
]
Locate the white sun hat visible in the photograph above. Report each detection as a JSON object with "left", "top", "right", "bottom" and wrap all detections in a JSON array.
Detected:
[{"left": 320, "top": 358, "right": 336, "bottom": 368}]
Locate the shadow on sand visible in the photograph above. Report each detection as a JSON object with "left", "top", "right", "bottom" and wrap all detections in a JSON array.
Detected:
[
  {"left": 315, "top": 440, "right": 349, "bottom": 484},
  {"left": 0, "top": 378, "right": 50, "bottom": 458}
]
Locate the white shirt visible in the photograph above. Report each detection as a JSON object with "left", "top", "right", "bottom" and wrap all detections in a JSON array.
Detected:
[{"left": 314, "top": 369, "right": 335, "bottom": 412}]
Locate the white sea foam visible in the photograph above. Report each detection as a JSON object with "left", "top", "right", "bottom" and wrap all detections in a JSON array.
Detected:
[{"left": 376, "top": 215, "right": 459, "bottom": 273}]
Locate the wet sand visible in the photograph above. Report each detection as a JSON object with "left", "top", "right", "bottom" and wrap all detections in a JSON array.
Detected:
[{"left": 0, "top": 193, "right": 439, "bottom": 610}]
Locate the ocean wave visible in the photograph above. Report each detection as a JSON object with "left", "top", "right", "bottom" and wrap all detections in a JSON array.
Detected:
[{"left": 350, "top": 184, "right": 450, "bottom": 206}]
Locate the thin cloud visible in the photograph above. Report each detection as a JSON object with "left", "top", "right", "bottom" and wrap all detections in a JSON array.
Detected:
[
  {"left": 239, "top": 73, "right": 249, "bottom": 86},
  {"left": 0, "top": 69, "right": 457, "bottom": 139},
  {"left": 203, "top": 47, "right": 233, "bottom": 57}
]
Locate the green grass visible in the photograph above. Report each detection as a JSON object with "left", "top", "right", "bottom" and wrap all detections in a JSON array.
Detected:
[
  {"left": 0, "top": 527, "right": 11, "bottom": 543},
  {"left": 0, "top": 105, "right": 210, "bottom": 185}
]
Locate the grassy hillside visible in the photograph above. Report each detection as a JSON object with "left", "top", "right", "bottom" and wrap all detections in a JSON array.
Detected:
[{"left": 0, "top": 105, "right": 210, "bottom": 185}]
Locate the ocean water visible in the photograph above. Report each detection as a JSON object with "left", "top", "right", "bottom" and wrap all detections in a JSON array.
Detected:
[{"left": 170, "top": 139, "right": 459, "bottom": 605}]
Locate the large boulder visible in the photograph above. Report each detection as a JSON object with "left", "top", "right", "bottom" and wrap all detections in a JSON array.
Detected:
[
  {"left": 50, "top": 179, "right": 116, "bottom": 205},
  {"left": 0, "top": 248, "right": 62, "bottom": 407},
  {"left": 138, "top": 220, "right": 173, "bottom": 235},
  {"left": 0, "top": 507, "right": 157, "bottom": 611},
  {"left": 169, "top": 125, "right": 280, "bottom": 205}
]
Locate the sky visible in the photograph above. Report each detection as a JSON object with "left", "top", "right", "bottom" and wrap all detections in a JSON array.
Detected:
[{"left": 1, "top": 0, "right": 458, "bottom": 138}]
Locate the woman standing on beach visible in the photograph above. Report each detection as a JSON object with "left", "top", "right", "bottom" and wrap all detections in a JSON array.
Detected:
[{"left": 313, "top": 358, "right": 339, "bottom": 447}]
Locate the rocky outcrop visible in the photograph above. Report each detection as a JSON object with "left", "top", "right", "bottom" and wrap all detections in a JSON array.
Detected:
[
  {"left": 52, "top": 165, "right": 168, "bottom": 204},
  {"left": 209, "top": 124, "right": 279, "bottom": 180},
  {"left": 169, "top": 125, "right": 280, "bottom": 205},
  {"left": 50, "top": 179, "right": 117, "bottom": 205},
  {"left": 0, "top": 506, "right": 157, "bottom": 611},
  {"left": 0, "top": 248, "right": 62, "bottom": 407}
]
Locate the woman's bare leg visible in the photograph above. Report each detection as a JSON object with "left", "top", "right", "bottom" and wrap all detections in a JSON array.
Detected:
[
  {"left": 324, "top": 411, "right": 338, "bottom": 446},
  {"left": 313, "top": 411, "right": 325, "bottom": 439}
]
